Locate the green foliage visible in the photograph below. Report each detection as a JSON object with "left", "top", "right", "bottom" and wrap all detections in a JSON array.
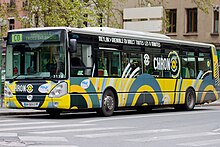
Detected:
[
  {"left": 0, "top": 3, "right": 7, "bottom": 34},
  {"left": 0, "top": 2, "right": 19, "bottom": 36},
  {"left": 192, "top": 0, "right": 213, "bottom": 14},
  {"left": 0, "top": 3, "right": 8, "bottom": 36},
  {"left": 23, "top": 0, "right": 123, "bottom": 28}
]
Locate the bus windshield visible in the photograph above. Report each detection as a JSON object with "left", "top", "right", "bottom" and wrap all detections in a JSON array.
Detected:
[{"left": 6, "top": 30, "right": 66, "bottom": 80}]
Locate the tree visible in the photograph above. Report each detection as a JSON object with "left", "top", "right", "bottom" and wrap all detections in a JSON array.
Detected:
[
  {"left": 0, "top": 3, "right": 7, "bottom": 36},
  {"left": 23, "top": 0, "right": 124, "bottom": 28},
  {"left": 192, "top": 0, "right": 213, "bottom": 14},
  {"left": 0, "top": 1, "right": 19, "bottom": 36}
]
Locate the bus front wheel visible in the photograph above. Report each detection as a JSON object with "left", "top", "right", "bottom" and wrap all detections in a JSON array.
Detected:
[{"left": 97, "top": 90, "right": 115, "bottom": 117}]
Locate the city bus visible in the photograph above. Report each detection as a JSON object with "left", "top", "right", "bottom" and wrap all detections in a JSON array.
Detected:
[{"left": 4, "top": 27, "right": 220, "bottom": 116}]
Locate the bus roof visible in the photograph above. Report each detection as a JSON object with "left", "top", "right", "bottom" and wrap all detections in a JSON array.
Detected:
[
  {"left": 80, "top": 27, "right": 170, "bottom": 39},
  {"left": 8, "top": 27, "right": 215, "bottom": 48}
]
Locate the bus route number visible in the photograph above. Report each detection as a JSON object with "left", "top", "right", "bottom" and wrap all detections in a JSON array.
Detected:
[{"left": 12, "top": 34, "right": 23, "bottom": 43}]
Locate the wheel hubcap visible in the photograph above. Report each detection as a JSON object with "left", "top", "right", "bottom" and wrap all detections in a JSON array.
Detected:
[
  {"left": 104, "top": 95, "right": 114, "bottom": 111},
  {"left": 187, "top": 93, "right": 194, "bottom": 109}
]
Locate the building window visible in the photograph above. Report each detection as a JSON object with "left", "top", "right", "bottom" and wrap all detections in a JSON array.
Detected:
[
  {"left": 9, "top": 18, "right": 15, "bottom": 30},
  {"left": 7, "top": 0, "right": 16, "bottom": 8},
  {"left": 166, "top": 9, "right": 177, "bottom": 33},
  {"left": 23, "top": 0, "right": 28, "bottom": 9},
  {"left": 213, "top": 8, "right": 219, "bottom": 33},
  {"left": 186, "top": 8, "right": 197, "bottom": 33}
]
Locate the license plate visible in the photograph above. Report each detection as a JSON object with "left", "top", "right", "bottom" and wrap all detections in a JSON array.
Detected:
[{"left": 22, "top": 102, "right": 40, "bottom": 107}]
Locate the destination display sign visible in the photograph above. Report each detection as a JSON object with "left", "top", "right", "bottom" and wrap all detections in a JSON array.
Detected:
[
  {"left": 8, "top": 30, "right": 61, "bottom": 44},
  {"left": 98, "top": 36, "right": 161, "bottom": 48}
]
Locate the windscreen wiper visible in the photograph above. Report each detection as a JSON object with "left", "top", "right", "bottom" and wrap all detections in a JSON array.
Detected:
[
  {"left": 42, "top": 76, "right": 59, "bottom": 83},
  {"left": 8, "top": 75, "right": 21, "bottom": 83}
]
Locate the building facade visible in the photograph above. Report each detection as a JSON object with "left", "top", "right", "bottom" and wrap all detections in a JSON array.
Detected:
[
  {"left": 120, "top": 0, "right": 220, "bottom": 51},
  {"left": 1, "top": 0, "right": 220, "bottom": 52},
  {"left": 0, "top": 0, "right": 26, "bottom": 81}
]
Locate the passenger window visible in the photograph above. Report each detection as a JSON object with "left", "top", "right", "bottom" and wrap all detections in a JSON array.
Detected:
[
  {"left": 198, "top": 52, "right": 212, "bottom": 79},
  {"left": 98, "top": 48, "right": 121, "bottom": 77},
  {"left": 181, "top": 52, "right": 196, "bottom": 78},
  {"left": 122, "top": 52, "right": 142, "bottom": 78},
  {"left": 70, "top": 44, "right": 93, "bottom": 76}
]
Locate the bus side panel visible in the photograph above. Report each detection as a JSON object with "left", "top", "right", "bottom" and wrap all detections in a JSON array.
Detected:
[
  {"left": 196, "top": 75, "right": 218, "bottom": 103},
  {"left": 212, "top": 46, "right": 220, "bottom": 88},
  {"left": 175, "top": 76, "right": 218, "bottom": 105},
  {"left": 69, "top": 73, "right": 219, "bottom": 110},
  {"left": 69, "top": 75, "right": 177, "bottom": 109},
  {"left": 126, "top": 78, "right": 176, "bottom": 107}
]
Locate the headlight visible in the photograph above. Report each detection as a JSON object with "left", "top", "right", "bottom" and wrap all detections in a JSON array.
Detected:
[
  {"left": 49, "top": 82, "right": 67, "bottom": 98},
  {"left": 4, "top": 85, "right": 13, "bottom": 98}
]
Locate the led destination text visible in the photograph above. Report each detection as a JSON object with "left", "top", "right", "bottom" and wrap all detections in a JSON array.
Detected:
[{"left": 99, "top": 36, "right": 161, "bottom": 47}]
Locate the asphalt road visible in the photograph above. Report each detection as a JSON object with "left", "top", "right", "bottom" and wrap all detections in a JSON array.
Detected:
[{"left": 0, "top": 106, "right": 220, "bottom": 147}]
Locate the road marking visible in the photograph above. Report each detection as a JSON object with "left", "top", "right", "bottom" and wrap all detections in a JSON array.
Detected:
[
  {"left": 28, "top": 145, "right": 78, "bottom": 147},
  {"left": 0, "top": 141, "right": 25, "bottom": 147},
  {"left": 0, "top": 133, "right": 17, "bottom": 137},
  {"left": 75, "top": 129, "right": 176, "bottom": 138},
  {"left": 0, "top": 119, "right": 18, "bottom": 123},
  {"left": 19, "top": 136, "right": 68, "bottom": 142},
  {"left": 0, "top": 124, "right": 94, "bottom": 132},
  {"left": 178, "top": 139, "right": 220, "bottom": 146},
  {"left": 127, "top": 132, "right": 220, "bottom": 142},
  {"left": 213, "top": 128, "right": 220, "bottom": 132},
  {"left": 82, "top": 110, "right": 220, "bottom": 123},
  {"left": 0, "top": 121, "right": 56, "bottom": 127},
  {"left": 31, "top": 126, "right": 134, "bottom": 134}
]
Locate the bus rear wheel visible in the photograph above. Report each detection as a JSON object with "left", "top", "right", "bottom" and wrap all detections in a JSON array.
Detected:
[
  {"left": 97, "top": 90, "right": 115, "bottom": 117},
  {"left": 184, "top": 88, "right": 196, "bottom": 111}
]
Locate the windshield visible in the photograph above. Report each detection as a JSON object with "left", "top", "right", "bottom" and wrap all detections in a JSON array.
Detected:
[{"left": 6, "top": 30, "right": 66, "bottom": 80}]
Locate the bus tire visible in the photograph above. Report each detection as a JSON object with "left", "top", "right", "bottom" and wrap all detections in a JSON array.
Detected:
[
  {"left": 184, "top": 88, "right": 196, "bottom": 111},
  {"left": 46, "top": 109, "right": 61, "bottom": 117},
  {"left": 97, "top": 90, "right": 115, "bottom": 117}
]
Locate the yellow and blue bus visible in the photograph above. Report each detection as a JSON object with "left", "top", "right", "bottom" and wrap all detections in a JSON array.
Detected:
[{"left": 4, "top": 27, "right": 220, "bottom": 116}]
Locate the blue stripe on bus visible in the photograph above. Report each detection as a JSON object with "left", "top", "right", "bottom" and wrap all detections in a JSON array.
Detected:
[
  {"left": 177, "top": 77, "right": 183, "bottom": 104},
  {"left": 126, "top": 74, "right": 163, "bottom": 106}
]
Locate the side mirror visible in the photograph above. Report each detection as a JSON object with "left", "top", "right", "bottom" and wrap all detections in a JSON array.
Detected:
[{"left": 69, "top": 39, "right": 77, "bottom": 53}]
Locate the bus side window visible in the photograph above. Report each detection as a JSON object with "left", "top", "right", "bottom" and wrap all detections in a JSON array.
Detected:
[
  {"left": 198, "top": 52, "right": 212, "bottom": 79},
  {"left": 70, "top": 44, "right": 93, "bottom": 77},
  {"left": 71, "top": 57, "right": 85, "bottom": 76},
  {"left": 98, "top": 49, "right": 120, "bottom": 77}
]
